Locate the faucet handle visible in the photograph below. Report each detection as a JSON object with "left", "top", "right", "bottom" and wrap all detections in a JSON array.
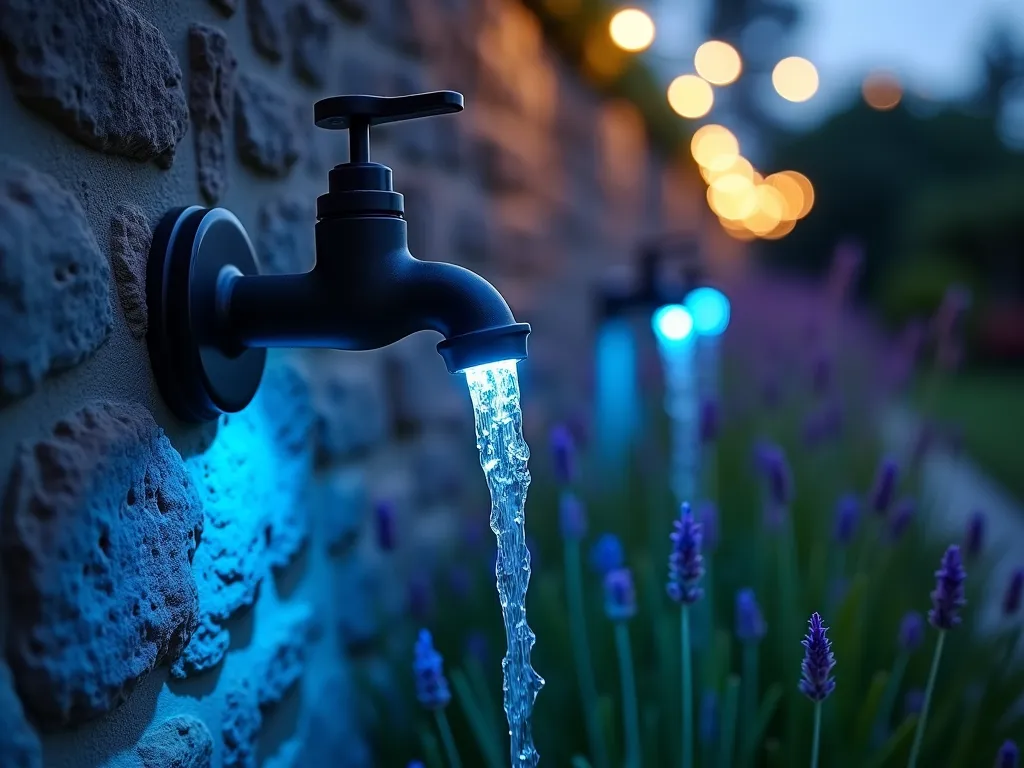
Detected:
[
  {"left": 314, "top": 90, "right": 464, "bottom": 130},
  {"left": 314, "top": 90, "right": 464, "bottom": 164}
]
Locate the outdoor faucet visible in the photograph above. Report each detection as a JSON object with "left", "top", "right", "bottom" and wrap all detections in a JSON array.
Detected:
[{"left": 146, "top": 91, "right": 531, "bottom": 422}]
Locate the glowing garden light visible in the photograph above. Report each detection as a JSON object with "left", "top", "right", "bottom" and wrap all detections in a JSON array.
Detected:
[
  {"left": 652, "top": 303, "right": 695, "bottom": 344},
  {"left": 685, "top": 286, "right": 731, "bottom": 337}
]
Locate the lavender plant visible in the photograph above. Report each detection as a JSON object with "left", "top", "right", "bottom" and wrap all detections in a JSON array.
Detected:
[
  {"left": 414, "top": 629, "right": 461, "bottom": 768},
  {"left": 605, "top": 568, "right": 640, "bottom": 768},
  {"left": 799, "top": 612, "right": 836, "bottom": 768}
]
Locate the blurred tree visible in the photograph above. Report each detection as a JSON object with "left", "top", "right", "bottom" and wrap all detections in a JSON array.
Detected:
[{"left": 976, "top": 18, "right": 1024, "bottom": 114}]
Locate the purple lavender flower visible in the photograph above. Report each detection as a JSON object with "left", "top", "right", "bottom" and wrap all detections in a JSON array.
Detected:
[
  {"left": 904, "top": 688, "right": 924, "bottom": 716},
  {"left": 590, "top": 533, "right": 625, "bottom": 576},
  {"left": 964, "top": 511, "right": 986, "bottom": 558},
  {"left": 698, "top": 690, "right": 719, "bottom": 745},
  {"left": 889, "top": 498, "right": 916, "bottom": 541},
  {"left": 799, "top": 612, "right": 836, "bottom": 702},
  {"left": 1003, "top": 568, "right": 1023, "bottom": 616},
  {"left": 604, "top": 567, "right": 637, "bottom": 621},
  {"left": 735, "top": 588, "right": 767, "bottom": 643},
  {"left": 667, "top": 503, "right": 705, "bottom": 604},
  {"left": 870, "top": 458, "right": 899, "bottom": 515},
  {"left": 898, "top": 611, "right": 925, "bottom": 652},
  {"left": 559, "top": 492, "right": 587, "bottom": 540},
  {"left": 550, "top": 423, "right": 576, "bottom": 485},
  {"left": 697, "top": 501, "right": 719, "bottom": 551},
  {"left": 834, "top": 494, "right": 860, "bottom": 544},
  {"left": 756, "top": 442, "right": 793, "bottom": 508},
  {"left": 374, "top": 500, "right": 396, "bottom": 551},
  {"left": 413, "top": 629, "right": 451, "bottom": 710},
  {"left": 699, "top": 398, "right": 720, "bottom": 444},
  {"left": 928, "top": 545, "right": 967, "bottom": 630},
  {"left": 409, "top": 762, "right": 426, "bottom": 768},
  {"left": 997, "top": 741, "right": 1019, "bottom": 768}
]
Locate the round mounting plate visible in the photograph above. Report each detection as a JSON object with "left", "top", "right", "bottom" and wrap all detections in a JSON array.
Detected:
[{"left": 147, "top": 207, "right": 267, "bottom": 423}]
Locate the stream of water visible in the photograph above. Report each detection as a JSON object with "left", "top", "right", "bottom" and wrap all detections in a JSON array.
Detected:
[{"left": 465, "top": 360, "right": 544, "bottom": 767}]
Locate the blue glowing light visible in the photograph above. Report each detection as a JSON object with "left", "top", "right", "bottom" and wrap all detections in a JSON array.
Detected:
[
  {"left": 652, "top": 304, "right": 695, "bottom": 344},
  {"left": 685, "top": 287, "right": 731, "bottom": 337}
]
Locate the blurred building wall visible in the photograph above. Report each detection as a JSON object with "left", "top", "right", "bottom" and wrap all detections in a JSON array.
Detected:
[{"left": 0, "top": 0, "right": 706, "bottom": 765}]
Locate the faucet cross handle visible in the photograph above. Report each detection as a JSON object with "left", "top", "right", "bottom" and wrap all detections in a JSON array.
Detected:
[{"left": 314, "top": 90, "right": 464, "bottom": 163}]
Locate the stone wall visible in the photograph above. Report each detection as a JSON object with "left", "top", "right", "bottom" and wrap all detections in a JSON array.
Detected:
[{"left": 0, "top": 0, "right": 706, "bottom": 766}]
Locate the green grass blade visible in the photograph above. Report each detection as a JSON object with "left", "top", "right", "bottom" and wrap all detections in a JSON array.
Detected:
[
  {"left": 853, "top": 670, "right": 890, "bottom": 747},
  {"left": 862, "top": 716, "right": 918, "bottom": 768},
  {"left": 451, "top": 669, "right": 504, "bottom": 768}
]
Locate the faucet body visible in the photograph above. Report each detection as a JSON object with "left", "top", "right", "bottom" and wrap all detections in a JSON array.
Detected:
[{"left": 146, "top": 91, "right": 529, "bottom": 423}]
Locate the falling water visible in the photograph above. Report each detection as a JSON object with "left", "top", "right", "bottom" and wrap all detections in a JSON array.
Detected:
[
  {"left": 658, "top": 335, "right": 700, "bottom": 504},
  {"left": 465, "top": 360, "right": 544, "bottom": 767}
]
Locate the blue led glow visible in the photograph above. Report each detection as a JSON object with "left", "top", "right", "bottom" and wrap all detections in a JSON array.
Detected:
[
  {"left": 685, "top": 287, "right": 731, "bottom": 337},
  {"left": 652, "top": 304, "right": 695, "bottom": 344}
]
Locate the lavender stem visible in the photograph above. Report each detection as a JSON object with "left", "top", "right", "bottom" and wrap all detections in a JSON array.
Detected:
[
  {"left": 682, "top": 606, "right": 694, "bottom": 768},
  {"left": 810, "top": 702, "right": 822, "bottom": 768},
  {"left": 615, "top": 622, "right": 642, "bottom": 768},
  {"left": 907, "top": 630, "right": 946, "bottom": 768},
  {"left": 435, "top": 710, "right": 463, "bottom": 768}
]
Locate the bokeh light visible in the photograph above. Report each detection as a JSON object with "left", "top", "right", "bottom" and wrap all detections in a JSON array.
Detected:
[
  {"left": 707, "top": 173, "right": 758, "bottom": 220},
  {"left": 862, "top": 71, "right": 903, "bottom": 111},
  {"left": 694, "top": 40, "right": 742, "bottom": 86},
  {"left": 700, "top": 154, "right": 754, "bottom": 184},
  {"left": 765, "top": 172, "right": 807, "bottom": 220},
  {"left": 743, "top": 184, "right": 786, "bottom": 235},
  {"left": 773, "top": 170, "right": 814, "bottom": 218},
  {"left": 685, "top": 286, "right": 731, "bottom": 336},
  {"left": 690, "top": 124, "right": 739, "bottom": 171},
  {"left": 771, "top": 57, "right": 819, "bottom": 102},
  {"left": 652, "top": 304, "right": 694, "bottom": 343},
  {"left": 609, "top": 8, "right": 656, "bottom": 52},
  {"left": 667, "top": 75, "right": 714, "bottom": 118}
]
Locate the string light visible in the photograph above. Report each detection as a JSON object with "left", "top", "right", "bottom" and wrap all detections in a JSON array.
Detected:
[
  {"left": 609, "top": 8, "right": 656, "bottom": 52},
  {"left": 772, "top": 57, "right": 819, "bottom": 102},
  {"left": 694, "top": 40, "right": 742, "bottom": 86},
  {"left": 667, "top": 75, "right": 714, "bottom": 118}
]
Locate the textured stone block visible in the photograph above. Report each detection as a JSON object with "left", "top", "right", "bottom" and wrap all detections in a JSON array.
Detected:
[
  {"left": 0, "top": 661, "right": 41, "bottom": 768},
  {"left": 138, "top": 715, "right": 214, "bottom": 768},
  {"left": 297, "top": 668, "right": 371, "bottom": 767},
  {"left": 109, "top": 203, "right": 151, "bottom": 340},
  {"left": 370, "top": 0, "right": 421, "bottom": 56},
  {"left": 173, "top": 361, "right": 314, "bottom": 677},
  {"left": 255, "top": 198, "right": 315, "bottom": 275},
  {"left": 1, "top": 402, "right": 204, "bottom": 726},
  {"left": 235, "top": 74, "right": 300, "bottom": 177},
  {"left": 308, "top": 355, "right": 388, "bottom": 464},
  {"left": 317, "top": 469, "right": 368, "bottom": 554},
  {"left": 189, "top": 24, "right": 237, "bottom": 205},
  {"left": 288, "top": 0, "right": 332, "bottom": 87},
  {"left": 0, "top": 157, "right": 112, "bottom": 403},
  {"left": 0, "top": 0, "right": 188, "bottom": 167},
  {"left": 335, "top": 556, "right": 380, "bottom": 652},
  {"left": 210, "top": 0, "right": 237, "bottom": 15},
  {"left": 221, "top": 603, "right": 315, "bottom": 768},
  {"left": 247, "top": 0, "right": 286, "bottom": 62},
  {"left": 413, "top": 433, "right": 469, "bottom": 505},
  {"left": 451, "top": 209, "right": 492, "bottom": 266}
]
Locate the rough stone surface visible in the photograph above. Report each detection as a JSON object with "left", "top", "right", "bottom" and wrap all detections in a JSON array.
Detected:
[
  {"left": 255, "top": 198, "right": 316, "bottom": 275},
  {"left": 0, "top": 660, "right": 42, "bottom": 768},
  {"left": 335, "top": 556, "right": 380, "bottom": 652},
  {"left": 317, "top": 469, "right": 369, "bottom": 554},
  {"left": 189, "top": 24, "right": 237, "bottom": 205},
  {"left": 210, "top": 0, "right": 238, "bottom": 16},
  {"left": 451, "top": 209, "right": 492, "bottom": 266},
  {"left": 308, "top": 356, "right": 388, "bottom": 464},
  {"left": 235, "top": 74, "right": 301, "bottom": 177},
  {"left": 1, "top": 401, "right": 204, "bottom": 726},
  {"left": 0, "top": 0, "right": 189, "bottom": 167},
  {"left": 287, "top": 0, "right": 332, "bottom": 87},
  {"left": 370, "top": 0, "right": 421, "bottom": 56},
  {"left": 138, "top": 715, "right": 214, "bottom": 768},
  {"left": 414, "top": 434, "right": 468, "bottom": 505},
  {"left": 247, "top": 0, "right": 286, "bottom": 62},
  {"left": 0, "top": 158, "right": 112, "bottom": 403},
  {"left": 287, "top": 668, "right": 371, "bottom": 767},
  {"left": 173, "top": 361, "right": 314, "bottom": 677},
  {"left": 109, "top": 203, "right": 151, "bottom": 339},
  {"left": 221, "top": 603, "right": 315, "bottom": 768}
]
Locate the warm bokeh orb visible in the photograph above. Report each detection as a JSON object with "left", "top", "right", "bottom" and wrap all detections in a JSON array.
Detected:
[
  {"left": 667, "top": 75, "right": 714, "bottom": 118},
  {"left": 862, "top": 71, "right": 903, "bottom": 111},
  {"left": 609, "top": 8, "right": 656, "bottom": 52},
  {"left": 701, "top": 155, "right": 754, "bottom": 184},
  {"left": 764, "top": 172, "right": 806, "bottom": 220},
  {"left": 771, "top": 57, "right": 819, "bottom": 102},
  {"left": 694, "top": 40, "right": 743, "bottom": 86},
  {"left": 690, "top": 124, "right": 739, "bottom": 171},
  {"left": 708, "top": 173, "right": 758, "bottom": 220}
]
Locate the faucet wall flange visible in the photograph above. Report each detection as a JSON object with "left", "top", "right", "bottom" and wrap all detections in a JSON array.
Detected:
[{"left": 146, "top": 206, "right": 267, "bottom": 423}]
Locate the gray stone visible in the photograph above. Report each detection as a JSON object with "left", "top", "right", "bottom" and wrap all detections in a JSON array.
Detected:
[
  {"left": 413, "top": 434, "right": 468, "bottom": 505},
  {"left": 370, "top": 0, "right": 421, "bottom": 56},
  {"left": 235, "top": 74, "right": 301, "bottom": 177},
  {"left": 297, "top": 668, "right": 371, "bottom": 767},
  {"left": 109, "top": 203, "right": 151, "bottom": 339},
  {"left": 255, "top": 198, "right": 315, "bottom": 275},
  {"left": 1, "top": 402, "right": 204, "bottom": 727},
  {"left": 189, "top": 24, "right": 237, "bottom": 205},
  {"left": 222, "top": 680, "right": 260, "bottom": 768},
  {"left": 138, "top": 715, "right": 214, "bottom": 768},
  {"left": 316, "top": 469, "right": 368, "bottom": 554},
  {"left": 173, "top": 360, "right": 314, "bottom": 677},
  {"left": 451, "top": 209, "right": 492, "bottom": 266},
  {"left": 0, "top": 661, "right": 42, "bottom": 768},
  {"left": 309, "top": 356, "right": 388, "bottom": 464},
  {"left": 287, "top": 0, "right": 332, "bottom": 87},
  {"left": 210, "top": 0, "right": 237, "bottom": 15},
  {"left": 247, "top": 0, "right": 286, "bottom": 62},
  {"left": 335, "top": 556, "right": 380, "bottom": 652},
  {"left": 0, "top": 0, "right": 188, "bottom": 167},
  {"left": 0, "top": 157, "right": 112, "bottom": 404}
]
